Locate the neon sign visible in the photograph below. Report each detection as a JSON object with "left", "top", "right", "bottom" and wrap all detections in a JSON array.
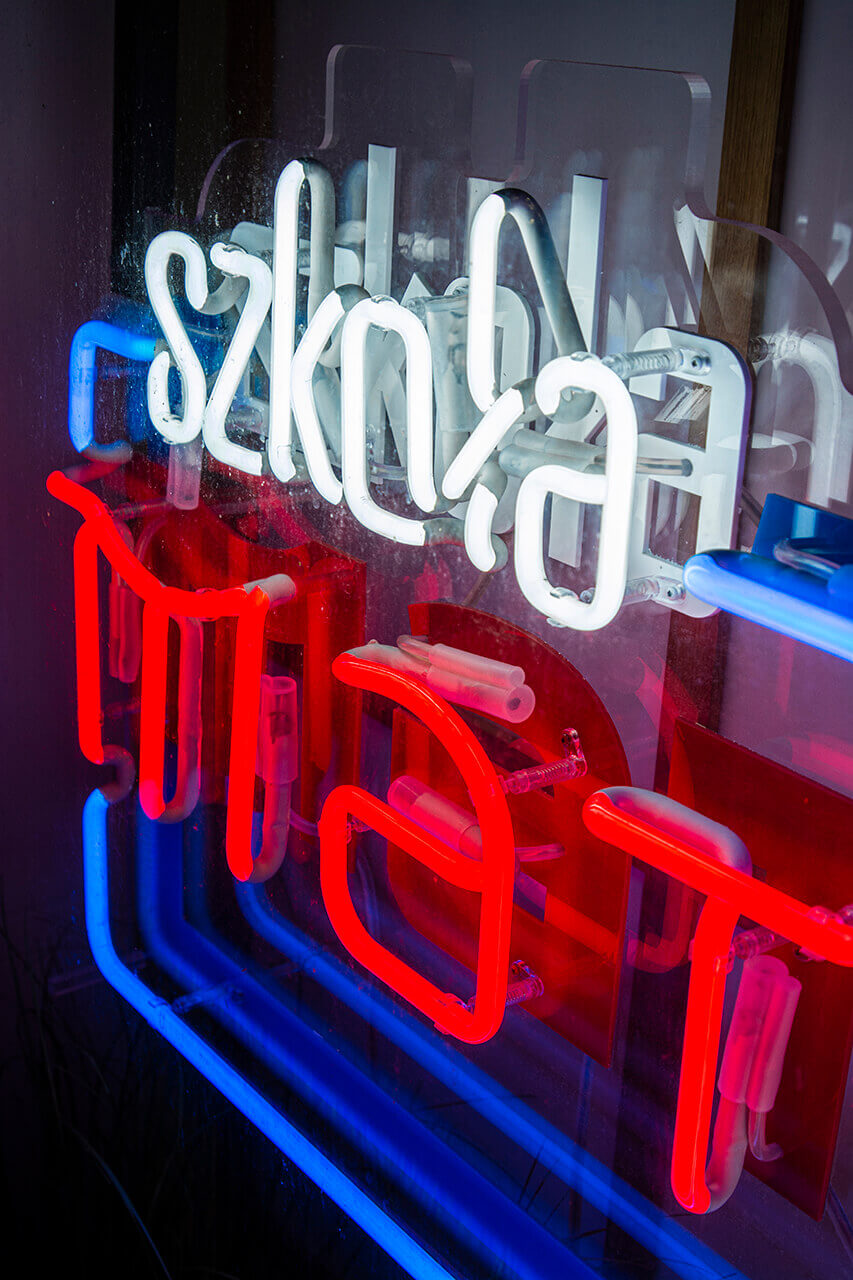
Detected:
[
  {"left": 45, "top": 469, "right": 298, "bottom": 882},
  {"left": 47, "top": 46, "right": 853, "bottom": 1279},
  {"left": 319, "top": 649, "right": 516, "bottom": 1044}
]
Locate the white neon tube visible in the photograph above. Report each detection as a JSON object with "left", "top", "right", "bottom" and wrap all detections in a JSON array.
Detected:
[
  {"left": 514, "top": 357, "right": 638, "bottom": 630},
  {"left": 397, "top": 637, "right": 525, "bottom": 690},
  {"left": 467, "top": 194, "right": 506, "bottom": 412},
  {"left": 466, "top": 189, "right": 585, "bottom": 413},
  {"left": 289, "top": 287, "right": 368, "bottom": 505},
  {"left": 464, "top": 481, "right": 501, "bottom": 571},
  {"left": 269, "top": 160, "right": 336, "bottom": 484},
  {"left": 442, "top": 383, "right": 527, "bottom": 502},
  {"left": 340, "top": 296, "right": 436, "bottom": 545},
  {"left": 201, "top": 243, "right": 272, "bottom": 475},
  {"left": 145, "top": 231, "right": 209, "bottom": 445}
]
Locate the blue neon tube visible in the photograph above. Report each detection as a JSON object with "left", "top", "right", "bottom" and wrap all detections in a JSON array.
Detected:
[
  {"left": 83, "top": 787, "right": 460, "bottom": 1280},
  {"left": 69, "top": 321, "right": 157, "bottom": 452},
  {"left": 122, "top": 799, "right": 597, "bottom": 1280},
  {"left": 684, "top": 550, "right": 853, "bottom": 664},
  {"left": 134, "top": 811, "right": 593, "bottom": 1279},
  {"left": 237, "top": 880, "right": 749, "bottom": 1280}
]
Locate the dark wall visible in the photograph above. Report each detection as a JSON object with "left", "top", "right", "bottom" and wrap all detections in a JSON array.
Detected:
[{"left": 0, "top": 4, "right": 404, "bottom": 1275}]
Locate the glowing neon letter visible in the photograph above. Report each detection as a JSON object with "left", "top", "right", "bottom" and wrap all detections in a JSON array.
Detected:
[
  {"left": 202, "top": 243, "right": 273, "bottom": 475},
  {"left": 45, "top": 471, "right": 296, "bottom": 882},
  {"left": 514, "top": 357, "right": 638, "bottom": 630},
  {"left": 145, "top": 230, "right": 209, "bottom": 444},
  {"left": 466, "top": 189, "right": 585, "bottom": 412},
  {"left": 340, "top": 296, "right": 437, "bottom": 545},
  {"left": 583, "top": 786, "right": 853, "bottom": 1214},
  {"left": 269, "top": 160, "right": 336, "bottom": 484},
  {"left": 441, "top": 381, "right": 532, "bottom": 572},
  {"left": 319, "top": 650, "right": 516, "bottom": 1043},
  {"left": 289, "top": 286, "right": 367, "bottom": 506}
]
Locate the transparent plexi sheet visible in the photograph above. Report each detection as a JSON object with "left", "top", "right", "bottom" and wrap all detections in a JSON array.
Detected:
[{"left": 61, "top": 38, "right": 853, "bottom": 1280}]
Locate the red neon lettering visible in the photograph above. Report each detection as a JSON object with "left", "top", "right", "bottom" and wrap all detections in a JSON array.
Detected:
[
  {"left": 46, "top": 470, "right": 294, "bottom": 881},
  {"left": 318, "top": 651, "right": 516, "bottom": 1044},
  {"left": 139, "top": 609, "right": 204, "bottom": 823},
  {"left": 583, "top": 786, "right": 853, "bottom": 1213}
]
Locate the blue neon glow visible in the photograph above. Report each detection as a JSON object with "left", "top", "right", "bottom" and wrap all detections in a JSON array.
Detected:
[
  {"left": 69, "top": 321, "right": 157, "bottom": 452},
  {"left": 684, "top": 550, "right": 853, "bottom": 664},
  {"left": 84, "top": 784, "right": 748, "bottom": 1280},
  {"left": 684, "top": 492, "right": 853, "bottom": 662},
  {"left": 90, "top": 792, "right": 597, "bottom": 1280},
  {"left": 236, "top": 882, "right": 748, "bottom": 1280},
  {"left": 83, "top": 788, "right": 458, "bottom": 1280},
  {"left": 135, "top": 812, "right": 596, "bottom": 1279}
]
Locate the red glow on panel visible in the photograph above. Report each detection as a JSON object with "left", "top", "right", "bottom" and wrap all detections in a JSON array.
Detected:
[
  {"left": 318, "top": 650, "right": 517, "bottom": 1045},
  {"left": 583, "top": 787, "right": 853, "bottom": 1214},
  {"left": 403, "top": 602, "right": 632, "bottom": 1066},
  {"left": 226, "top": 587, "right": 276, "bottom": 881}
]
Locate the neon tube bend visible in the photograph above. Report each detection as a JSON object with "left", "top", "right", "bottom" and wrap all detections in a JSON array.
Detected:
[
  {"left": 467, "top": 189, "right": 587, "bottom": 413},
  {"left": 69, "top": 320, "right": 157, "bottom": 454},
  {"left": 47, "top": 471, "right": 298, "bottom": 881},
  {"left": 583, "top": 786, "right": 853, "bottom": 1214},
  {"left": 683, "top": 549, "right": 853, "bottom": 664}
]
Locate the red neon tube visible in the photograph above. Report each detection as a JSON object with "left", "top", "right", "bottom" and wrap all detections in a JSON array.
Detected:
[
  {"left": 47, "top": 470, "right": 295, "bottom": 880},
  {"left": 138, "top": 611, "right": 202, "bottom": 823},
  {"left": 72, "top": 519, "right": 108, "bottom": 764},
  {"left": 318, "top": 651, "right": 516, "bottom": 1045},
  {"left": 583, "top": 786, "right": 853, "bottom": 1213}
]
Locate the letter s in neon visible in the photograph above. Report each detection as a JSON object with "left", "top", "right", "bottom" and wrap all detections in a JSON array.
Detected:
[{"left": 145, "top": 230, "right": 209, "bottom": 445}]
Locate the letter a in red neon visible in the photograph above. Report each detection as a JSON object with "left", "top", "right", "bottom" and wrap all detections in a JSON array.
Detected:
[{"left": 319, "top": 651, "right": 517, "bottom": 1045}]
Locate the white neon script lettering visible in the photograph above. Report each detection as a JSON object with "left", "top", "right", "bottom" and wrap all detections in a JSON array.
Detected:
[
  {"left": 202, "top": 243, "right": 272, "bottom": 476},
  {"left": 466, "top": 188, "right": 586, "bottom": 412},
  {"left": 269, "top": 160, "right": 336, "bottom": 484},
  {"left": 145, "top": 231, "right": 209, "bottom": 445},
  {"left": 516, "top": 359, "right": 638, "bottom": 630},
  {"left": 442, "top": 385, "right": 529, "bottom": 573},
  {"left": 289, "top": 289, "right": 349, "bottom": 506},
  {"left": 338, "top": 295, "right": 437, "bottom": 545},
  {"left": 144, "top": 164, "right": 638, "bottom": 630}
]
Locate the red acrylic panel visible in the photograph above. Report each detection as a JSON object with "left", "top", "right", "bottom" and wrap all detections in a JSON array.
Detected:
[
  {"left": 386, "top": 602, "right": 632, "bottom": 1066},
  {"left": 668, "top": 719, "right": 853, "bottom": 1218}
]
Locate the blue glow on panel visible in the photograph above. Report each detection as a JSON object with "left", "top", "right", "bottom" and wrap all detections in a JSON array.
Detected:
[
  {"left": 68, "top": 321, "right": 157, "bottom": 452},
  {"left": 90, "top": 792, "right": 599, "bottom": 1280},
  {"left": 133, "top": 810, "right": 596, "bottom": 1280},
  {"left": 82, "top": 788, "right": 458, "bottom": 1280},
  {"left": 684, "top": 550, "right": 853, "bottom": 664},
  {"left": 236, "top": 882, "right": 748, "bottom": 1280},
  {"left": 78, "top": 767, "right": 753, "bottom": 1280}
]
